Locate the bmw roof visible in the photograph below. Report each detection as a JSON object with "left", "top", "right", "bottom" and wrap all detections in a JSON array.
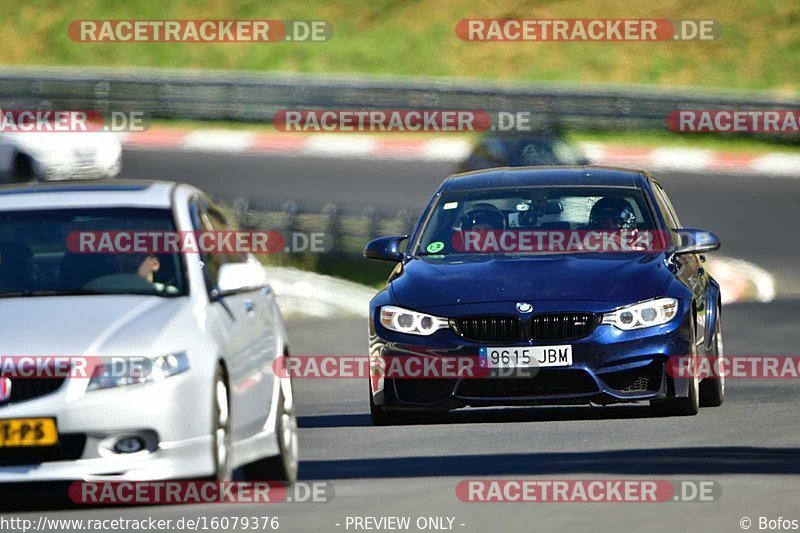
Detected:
[{"left": 441, "top": 166, "right": 648, "bottom": 192}]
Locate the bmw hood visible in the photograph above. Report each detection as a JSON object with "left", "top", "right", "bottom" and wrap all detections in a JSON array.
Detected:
[
  {"left": 390, "top": 253, "right": 680, "bottom": 309},
  {"left": 0, "top": 295, "right": 194, "bottom": 356}
]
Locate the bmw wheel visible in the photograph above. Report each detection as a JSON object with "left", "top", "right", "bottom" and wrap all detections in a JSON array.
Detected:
[{"left": 700, "top": 308, "right": 725, "bottom": 407}]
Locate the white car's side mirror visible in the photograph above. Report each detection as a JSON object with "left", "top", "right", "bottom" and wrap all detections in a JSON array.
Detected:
[{"left": 216, "top": 262, "right": 267, "bottom": 296}]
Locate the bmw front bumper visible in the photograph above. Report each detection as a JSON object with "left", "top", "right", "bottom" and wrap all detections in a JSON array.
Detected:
[{"left": 369, "top": 299, "right": 697, "bottom": 411}]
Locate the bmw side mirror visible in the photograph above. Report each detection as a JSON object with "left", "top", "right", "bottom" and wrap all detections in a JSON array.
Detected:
[
  {"left": 364, "top": 235, "right": 408, "bottom": 262},
  {"left": 674, "top": 228, "right": 721, "bottom": 255}
]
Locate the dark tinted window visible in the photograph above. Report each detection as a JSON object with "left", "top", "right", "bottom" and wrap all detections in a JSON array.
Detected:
[
  {"left": 415, "top": 186, "right": 655, "bottom": 256},
  {"left": 0, "top": 208, "right": 185, "bottom": 297}
]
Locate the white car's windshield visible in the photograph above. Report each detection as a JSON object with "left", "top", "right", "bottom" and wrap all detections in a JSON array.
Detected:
[{"left": 0, "top": 207, "right": 185, "bottom": 297}]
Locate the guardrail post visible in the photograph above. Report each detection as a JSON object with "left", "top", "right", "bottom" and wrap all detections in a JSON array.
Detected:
[
  {"left": 282, "top": 200, "right": 299, "bottom": 233},
  {"left": 232, "top": 197, "right": 251, "bottom": 229},
  {"left": 364, "top": 206, "right": 380, "bottom": 241},
  {"left": 396, "top": 209, "right": 414, "bottom": 236},
  {"left": 322, "top": 202, "right": 341, "bottom": 254}
]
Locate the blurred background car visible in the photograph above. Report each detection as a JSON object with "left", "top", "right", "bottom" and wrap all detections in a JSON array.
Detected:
[
  {"left": 0, "top": 131, "right": 122, "bottom": 182},
  {"left": 455, "top": 130, "right": 590, "bottom": 173}
]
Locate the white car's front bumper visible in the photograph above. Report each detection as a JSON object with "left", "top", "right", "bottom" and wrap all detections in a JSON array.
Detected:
[{"left": 0, "top": 373, "right": 216, "bottom": 482}]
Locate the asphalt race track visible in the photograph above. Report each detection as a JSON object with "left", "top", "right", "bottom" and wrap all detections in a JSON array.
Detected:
[{"left": 9, "top": 149, "right": 800, "bottom": 532}]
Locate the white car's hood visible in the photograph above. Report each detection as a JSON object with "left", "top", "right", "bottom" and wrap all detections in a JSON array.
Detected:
[{"left": 0, "top": 295, "right": 195, "bottom": 356}]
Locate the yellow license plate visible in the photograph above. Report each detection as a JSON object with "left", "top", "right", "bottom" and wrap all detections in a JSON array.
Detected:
[{"left": 0, "top": 418, "right": 58, "bottom": 447}]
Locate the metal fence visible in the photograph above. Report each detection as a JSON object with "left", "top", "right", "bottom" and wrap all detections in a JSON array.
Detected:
[
  {"left": 231, "top": 199, "right": 417, "bottom": 256},
  {"left": 0, "top": 66, "right": 798, "bottom": 131}
]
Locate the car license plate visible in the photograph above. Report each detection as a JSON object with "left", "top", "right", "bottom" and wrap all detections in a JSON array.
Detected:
[
  {"left": 0, "top": 418, "right": 58, "bottom": 448},
  {"left": 479, "top": 346, "right": 572, "bottom": 368}
]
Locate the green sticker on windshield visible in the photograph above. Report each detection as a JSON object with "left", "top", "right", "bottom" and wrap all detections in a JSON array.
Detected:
[{"left": 426, "top": 241, "right": 445, "bottom": 254}]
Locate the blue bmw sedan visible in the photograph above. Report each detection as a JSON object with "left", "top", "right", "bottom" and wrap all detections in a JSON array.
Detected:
[{"left": 364, "top": 166, "right": 724, "bottom": 425}]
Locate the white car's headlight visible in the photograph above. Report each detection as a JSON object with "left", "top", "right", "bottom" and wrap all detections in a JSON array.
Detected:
[
  {"left": 380, "top": 306, "right": 449, "bottom": 336},
  {"left": 87, "top": 352, "right": 190, "bottom": 391},
  {"left": 601, "top": 298, "right": 679, "bottom": 330}
]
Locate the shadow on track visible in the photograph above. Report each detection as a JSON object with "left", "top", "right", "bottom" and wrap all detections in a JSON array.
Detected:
[
  {"left": 298, "top": 404, "right": 660, "bottom": 429},
  {"left": 299, "top": 446, "right": 800, "bottom": 480}
]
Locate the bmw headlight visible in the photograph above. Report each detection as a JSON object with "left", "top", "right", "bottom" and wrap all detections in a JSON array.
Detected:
[
  {"left": 601, "top": 298, "right": 679, "bottom": 330},
  {"left": 87, "top": 352, "right": 190, "bottom": 391},
  {"left": 380, "top": 306, "right": 449, "bottom": 336}
]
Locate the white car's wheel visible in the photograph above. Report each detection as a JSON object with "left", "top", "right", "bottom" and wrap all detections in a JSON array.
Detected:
[
  {"left": 242, "top": 383, "right": 298, "bottom": 484},
  {"left": 212, "top": 368, "right": 232, "bottom": 481}
]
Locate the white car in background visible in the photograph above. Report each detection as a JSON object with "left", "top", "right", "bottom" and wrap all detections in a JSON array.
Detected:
[
  {"left": 0, "top": 180, "right": 297, "bottom": 484},
  {"left": 0, "top": 131, "right": 122, "bottom": 181}
]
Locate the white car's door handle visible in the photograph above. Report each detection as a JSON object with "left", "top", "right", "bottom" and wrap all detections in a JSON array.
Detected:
[{"left": 243, "top": 299, "right": 256, "bottom": 313}]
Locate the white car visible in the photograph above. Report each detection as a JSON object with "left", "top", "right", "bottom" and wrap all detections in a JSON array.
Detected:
[
  {"left": 0, "top": 180, "right": 297, "bottom": 484},
  {"left": 0, "top": 132, "right": 122, "bottom": 181}
]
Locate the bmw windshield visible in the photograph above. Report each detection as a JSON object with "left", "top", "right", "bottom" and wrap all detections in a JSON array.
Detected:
[
  {"left": 415, "top": 186, "right": 660, "bottom": 257},
  {"left": 0, "top": 207, "right": 186, "bottom": 297}
]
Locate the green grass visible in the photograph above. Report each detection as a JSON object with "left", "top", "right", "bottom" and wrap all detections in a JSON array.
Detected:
[{"left": 3, "top": 0, "right": 799, "bottom": 93}]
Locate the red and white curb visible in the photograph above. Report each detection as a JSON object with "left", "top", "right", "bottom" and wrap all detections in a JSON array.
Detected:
[
  {"left": 705, "top": 256, "right": 776, "bottom": 305},
  {"left": 582, "top": 143, "right": 800, "bottom": 178},
  {"left": 121, "top": 128, "right": 800, "bottom": 177},
  {"left": 121, "top": 129, "right": 471, "bottom": 162}
]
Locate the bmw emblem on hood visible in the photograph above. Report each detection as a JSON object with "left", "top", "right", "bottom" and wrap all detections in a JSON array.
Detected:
[{"left": 516, "top": 302, "right": 533, "bottom": 313}]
